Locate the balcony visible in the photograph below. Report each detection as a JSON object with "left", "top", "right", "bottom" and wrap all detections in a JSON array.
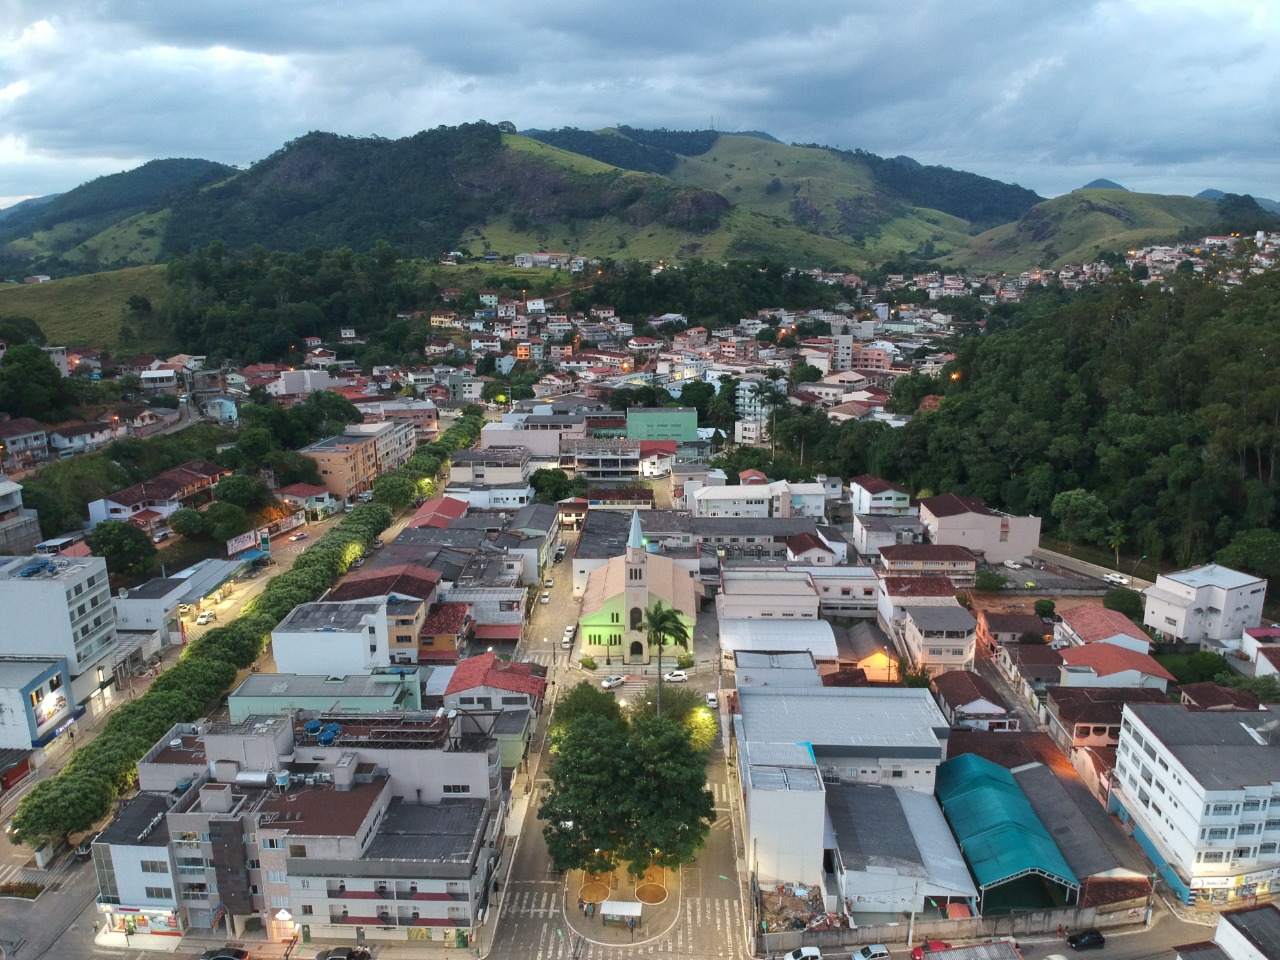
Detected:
[{"left": 327, "top": 911, "right": 469, "bottom": 928}]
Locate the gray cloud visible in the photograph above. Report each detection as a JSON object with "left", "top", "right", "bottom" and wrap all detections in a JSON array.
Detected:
[{"left": 2, "top": 0, "right": 1278, "bottom": 207}]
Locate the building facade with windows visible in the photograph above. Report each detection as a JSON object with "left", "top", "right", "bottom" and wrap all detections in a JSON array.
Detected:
[
  {"left": 1110, "top": 703, "right": 1280, "bottom": 907},
  {"left": 93, "top": 712, "right": 505, "bottom": 949},
  {"left": 1143, "top": 564, "right": 1267, "bottom": 647}
]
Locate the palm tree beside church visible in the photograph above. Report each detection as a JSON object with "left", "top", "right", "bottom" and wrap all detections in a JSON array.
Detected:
[{"left": 641, "top": 601, "right": 690, "bottom": 719}]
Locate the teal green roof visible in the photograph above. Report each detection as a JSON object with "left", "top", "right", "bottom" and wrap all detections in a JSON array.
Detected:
[{"left": 935, "top": 753, "right": 1079, "bottom": 892}]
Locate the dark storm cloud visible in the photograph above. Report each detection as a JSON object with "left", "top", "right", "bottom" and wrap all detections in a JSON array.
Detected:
[{"left": 2, "top": 0, "right": 1278, "bottom": 206}]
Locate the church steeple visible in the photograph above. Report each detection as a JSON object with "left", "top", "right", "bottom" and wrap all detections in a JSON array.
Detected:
[{"left": 628, "top": 510, "right": 644, "bottom": 551}]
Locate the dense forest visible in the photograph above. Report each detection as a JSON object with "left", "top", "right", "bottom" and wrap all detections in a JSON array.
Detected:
[
  {"left": 163, "top": 125, "right": 506, "bottom": 257},
  {"left": 839, "top": 149, "right": 1044, "bottom": 228},
  {"left": 739, "top": 271, "right": 1280, "bottom": 571}
]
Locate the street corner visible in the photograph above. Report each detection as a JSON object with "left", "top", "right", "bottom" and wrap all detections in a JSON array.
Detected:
[{"left": 561, "top": 866, "right": 682, "bottom": 946}]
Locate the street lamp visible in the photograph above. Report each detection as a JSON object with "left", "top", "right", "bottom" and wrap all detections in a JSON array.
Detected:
[{"left": 1131, "top": 554, "right": 1148, "bottom": 577}]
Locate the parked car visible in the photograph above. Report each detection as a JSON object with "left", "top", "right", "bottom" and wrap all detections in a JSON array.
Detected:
[
  {"left": 1067, "top": 929, "right": 1105, "bottom": 950},
  {"left": 199, "top": 949, "right": 251, "bottom": 960},
  {"left": 540, "top": 591, "right": 551, "bottom": 605},
  {"left": 601, "top": 675, "right": 625, "bottom": 690},
  {"left": 705, "top": 691, "right": 719, "bottom": 708},
  {"left": 784, "top": 950, "right": 822, "bottom": 960},
  {"left": 151, "top": 530, "right": 170, "bottom": 544},
  {"left": 372, "top": 539, "right": 384, "bottom": 549},
  {"left": 288, "top": 531, "right": 308, "bottom": 542},
  {"left": 856, "top": 947, "right": 892, "bottom": 960},
  {"left": 1002, "top": 559, "right": 1022, "bottom": 569},
  {"left": 352, "top": 557, "right": 365, "bottom": 567},
  {"left": 662, "top": 670, "right": 687, "bottom": 683},
  {"left": 544, "top": 577, "right": 555, "bottom": 589},
  {"left": 195, "top": 611, "right": 217, "bottom": 625},
  {"left": 911, "top": 942, "right": 952, "bottom": 960}
]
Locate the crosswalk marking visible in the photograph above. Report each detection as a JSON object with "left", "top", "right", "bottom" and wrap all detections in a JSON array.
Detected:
[
  {"left": 501, "top": 890, "right": 745, "bottom": 957},
  {"left": 0, "top": 853, "right": 78, "bottom": 887}
]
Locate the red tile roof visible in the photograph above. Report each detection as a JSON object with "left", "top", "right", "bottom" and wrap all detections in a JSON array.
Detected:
[
  {"left": 1179, "top": 682, "right": 1261, "bottom": 712},
  {"left": 1059, "top": 644, "right": 1175, "bottom": 681},
  {"left": 1060, "top": 603, "right": 1149, "bottom": 646},
  {"left": 407, "top": 496, "right": 468, "bottom": 529},
  {"left": 279, "top": 483, "right": 330, "bottom": 498},
  {"left": 787, "top": 532, "right": 833, "bottom": 555},
  {"left": 474, "top": 624, "right": 521, "bottom": 641},
  {"left": 882, "top": 575, "right": 956, "bottom": 597},
  {"left": 329, "top": 564, "right": 440, "bottom": 603},
  {"left": 444, "top": 652, "right": 546, "bottom": 698},
  {"left": 932, "top": 670, "right": 1004, "bottom": 710},
  {"left": 850, "top": 474, "right": 907, "bottom": 495},
  {"left": 639, "top": 440, "right": 676, "bottom": 457},
  {"left": 920, "top": 492, "right": 994, "bottom": 518},
  {"left": 421, "top": 602, "right": 470, "bottom": 636}
]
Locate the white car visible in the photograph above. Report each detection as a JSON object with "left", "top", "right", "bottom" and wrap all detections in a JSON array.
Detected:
[
  {"left": 195, "top": 611, "right": 217, "bottom": 626},
  {"left": 856, "top": 947, "right": 892, "bottom": 960},
  {"left": 288, "top": 531, "right": 308, "bottom": 542},
  {"left": 544, "top": 577, "right": 555, "bottom": 589},
  {"left": 705, "top": 691, "right": 719, "bottom": 708},
  {"left": 1102, "top": 573, "right": 1130, "bottom": 586},
  {"left": 785, "top": 949, "right": 823, "bottom": 960},
  {"left": 601, "top": 675, "right": 625, "bottom": 690},
  {"left": 662, "top": 670, "right": 687, "bottom": 683},
  {"left": 540, "top": 591, "right": 551, "bottom": 605}
]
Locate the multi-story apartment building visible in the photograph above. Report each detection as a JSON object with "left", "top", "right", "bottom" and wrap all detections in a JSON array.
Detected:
[
  {"left": 0, "top": 473, "right": 41, "bottom": 554},
  {"left": 343, "top": 420, "right": 416, "bottom": 476},
  {"left": 93, "top": 712, "right": 504, "bottom": 948},
  {"left": 1111, "top": 703, "right": 1280, "bottom": 907},
  {"left": 271, "top": 600, "right": 391, "bottom": 676},
  {"left": 353, "top": 399, "right": 440, "bottom": 444},
  {"left": 0, "top": 554, "right": 118, "bottom": 720},
  {"left": 448, "top": 447, "right": 531, "bottom": 486},
  {"left": 877, "top": 544, "right": 978, "bottom": 586},
  {"left": 1144, "top": 564, "right": 1267, "bottom": 646},
  {"left": 300, "top": 432, "right": 381, "bottom": 500},
  {"left": 689, "top": 479, "right": 826, "bottom": 519},
  {"left": 898, "top": 604, "right": 977, "bottom": 676}
]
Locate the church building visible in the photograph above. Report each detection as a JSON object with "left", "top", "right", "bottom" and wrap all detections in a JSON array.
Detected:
[{"left": 577, "top": 511, "right": 699, "bottom": 666}]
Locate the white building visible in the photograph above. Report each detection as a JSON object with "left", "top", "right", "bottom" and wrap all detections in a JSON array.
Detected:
[
  {"left": 735, "top": 682, "right": 951, "bottom": 900},
  {"left": 917, "top": 492, "right": 1041, "bottom": 565},
  {"left": 848, "top": 475, "right": 914, "bottom": 516},
  {"left": 1111, "top": 703, "right": 1280, "bottom": 907},
  {"left": 715, "top": 570, "right": 818, "bottom": 620},
  {"left": 1143, "top": 564, "right": 1267, "bottom": 647},
  {"left": 271, "top": 600, "right": 390, "bottom": 676},
  {"left": 899, "top": 604, "right": 977, "bottom": 676},
  {"left": 690, "top": 479, "right": 825, "bottom": 519},
  {"left": 0, "top": 554, "right": 119, "bottom": 717}
]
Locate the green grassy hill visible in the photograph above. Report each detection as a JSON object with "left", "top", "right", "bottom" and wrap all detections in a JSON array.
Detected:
[
  {"left": 0, "top": 266, "right": 170, "bottom": 351},
  {"left": 962, "top": 189, "right": 1221, "bottom": 271}
]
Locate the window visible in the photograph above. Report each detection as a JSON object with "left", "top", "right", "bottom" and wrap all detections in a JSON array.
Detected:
[
  {"left": 890, "top": 770, "right": 904, "bottom": 779},
  {"left": 266, "top": 870, "right": 288, "bottom": 883},
  {"left": 443, "top": 784, "right": 471, "bottom": 794},
  {"left": 501, "top": 696, "right": 525, "bottom": 705},
  {"left": 1208, "top": 827, "right": 1230, "bottom": 840},
  {"left": 1239, "top": 824, "right": 1257, "bottom": 836},
  {"left": 1244, "top": 799, "right": 1262, "bottom": 812},
  {"left": 1266, "top": 820, "right": 1280, "bottom": 832},
  {"left": 301, "top": 904, "right": 314, "bottom": 916},
  {"left": 288, "top": 844, "right": 307, "bottom": 858},
  {"left": 141, "top": 860, "right": 169, "bottom": 873},
  {"left": 144, "top": 886, "right": 173, "bottom": 900},
  {"left": 261, "top": 838, "right": 283, "bottom": 850},
  {"left": 1235, "top": 848, "right": 1252, "bottom": 861},
  {"left": 1201, "top": 851, "right": 1224, "bottom": 863},
  {"left": 1212, "top": 803, "right": 1235, "bottom": 816},
  {"left": 1261, "top": 843, "right": 1278, "bottom": 855}
]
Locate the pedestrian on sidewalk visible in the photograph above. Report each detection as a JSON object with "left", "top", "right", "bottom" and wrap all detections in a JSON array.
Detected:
[
  {"left": 578, "top": 897, "right": 584, "bottom": 914},
  {"left": 1057, "top": 924, "right": 1063, "bottom": 938}
]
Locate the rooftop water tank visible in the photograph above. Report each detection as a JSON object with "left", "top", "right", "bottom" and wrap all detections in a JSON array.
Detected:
[
  {"left": 317, "top": 731, "right": 336, "bottom": 747},
  {"left": 304, "top": 720, "right": 322, "bottom": 735}
]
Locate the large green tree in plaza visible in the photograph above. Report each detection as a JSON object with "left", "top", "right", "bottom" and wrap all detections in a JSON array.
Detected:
[{"left": 539, "top": 709, "right": 715, "bottom": 876}]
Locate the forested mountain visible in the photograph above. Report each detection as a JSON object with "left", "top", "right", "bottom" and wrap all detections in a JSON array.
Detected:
[
  {"left": 0, "top": 158, "right": 233, "bottom": 274},
  {"left": 3, "top": 122, "right": 1274, "bottom": 280}
]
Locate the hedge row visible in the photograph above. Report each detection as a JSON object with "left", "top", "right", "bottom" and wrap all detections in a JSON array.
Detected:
[{"left": 9, "top": 414, "right": 484, "bottom": 847}]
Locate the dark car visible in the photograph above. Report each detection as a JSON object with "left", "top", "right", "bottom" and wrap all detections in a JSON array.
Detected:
[
  {"left": 1067, "top": 929, "right": 1105, "bottom": 950},
  {"left": 199, "top": 949, "right": 251, "bottom": 960}
]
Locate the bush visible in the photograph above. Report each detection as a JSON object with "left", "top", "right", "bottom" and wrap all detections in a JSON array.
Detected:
[
  {"left": 580, "top": 656, "right": 597, "bottom": 671},
  {"left": 1103, "top": 587, "right": 1144, "bottom": 620},
  {"left": 676, "top": 653, "right": 695, "bottom": 670},
  {"left": 0, "top": 881, "right": 44, "bottom": 899},
  {"left": 975, "top": 570, "right": 1008, "bottom": 592}
]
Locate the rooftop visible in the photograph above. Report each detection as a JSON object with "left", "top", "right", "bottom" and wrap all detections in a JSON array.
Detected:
[
  {"left": 903, "top": 604, "right": 978, "bottom": 632},
  {"left": 880, "top": 544, "right": 977, "bottom": 563},
  {"left": 98, "top": 792, "right": 171, "bottom": 848},
  {"left": 276, "top": 600, "right": 387, "bottom": 633},
  {"left": 1060, "top": 603, "right": 1150, "bottom": 645},
  {"left": 1125, "top": 704, "right": 1280, "bottom": 789},
  {"left": 364, "top": 797, "right": 487, "bottom": 863},
  {"left": 737, "top": 686, "right": 948, "bottom": 757},
  {"left": 1160, "top": 563, "right": 1265, "bottom": 591},
  {"left": 0, "top": 554, "right": 101, "bottom": 583}
]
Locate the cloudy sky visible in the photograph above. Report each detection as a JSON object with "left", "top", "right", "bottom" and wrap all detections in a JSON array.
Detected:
[{"left": 3, "top": 0, "right": 1278, "bottom": 209}]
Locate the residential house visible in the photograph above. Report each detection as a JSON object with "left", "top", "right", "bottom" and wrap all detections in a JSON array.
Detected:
[
  {"left": 0, "top": 417, "right": 49, "bottom": 471},
  {"left": 1059, "top": 644, "right": 1176, "bottom": 691},
  {"left": 899, "top": 604, "right": 977, "bottom": 676},
  {"left": 278, "top": 483, "right": 336, "bottom": 519},
  {"left": 1043, "top": 686, "right": 1169, "bottom": 799},
  {"left": 917, "top": 492, "right": 1041, "bottom": 565},
  {"left": 932, "top": 670, "right": 1018, "bottom": 730},
  {"left": 88, "top": 460, "right": 230, "bottom": 530},
  {"left": 878, "top": 544, "right": 978, "bottom": 586},
  {"left": 1144, "top": 564, "right": 1267, "bottom": 648},
  {"left": 49, "top": 420, "right": 116, "bottom": 457},
  {"left": 1053, "top": 603, "right": 1150, "bottom": 653},
  {"left": 977, "top": 609, "right": 1050, "bottom": 652},
  {"left": 997, "top": 642, "right": 1065, "bottom": 698},
  {"left": 849, "top": 474, "right": 914, "bottom": 515}
]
